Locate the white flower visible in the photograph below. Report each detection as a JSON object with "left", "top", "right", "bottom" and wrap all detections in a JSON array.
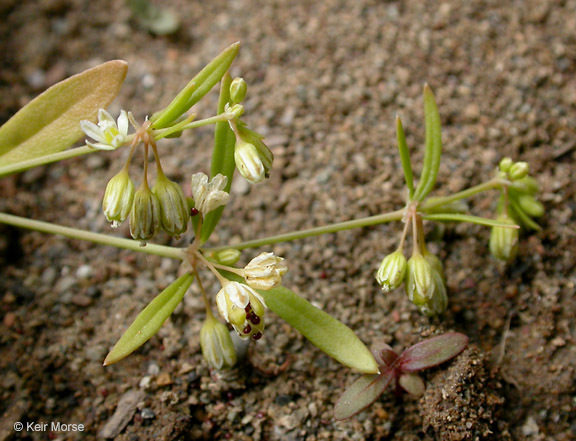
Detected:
[
  {"left": 190, "top": 173, "right": 230, "bottom": 214},
  {"left": 215, "top": 281, "right": 266, "bottom": 340},
  {"left": 81, "top": 109, "right": 129, "bottom": 151},
  {"left": 244, "top": 252, "right": 287, "bottom": 290}
]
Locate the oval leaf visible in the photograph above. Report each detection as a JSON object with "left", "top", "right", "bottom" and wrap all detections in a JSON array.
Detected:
[
  {"left": 334, "top": 371, "right": 394, "bottom": 420},
  {"left": 398, "top": 332, "right": 468, "bottom": 373},
  {"left": 261, "top": 286, "right": 379, "bottom": 374},
  {"left": 0, "top": 60, "right": 128, "bottom": 165},
  {"left": 103, "top": 273, "right": 194, "bottom": 366}
]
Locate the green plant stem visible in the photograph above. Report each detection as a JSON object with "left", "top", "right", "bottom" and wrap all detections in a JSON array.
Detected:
[
  {"left": 153, "top": 113, "right": 232, "bottom": 141},
  {"left": 206, "top": 209, "right": 405, "bottom": 252},
  {"left": 0, "top": 212, "right": 184, "bottom": 260},
  {"left": 0, "top": 145, "right": 94, "bottom": 177},
  {"left": 421, "top": 178, "right": 504, "bottom": 212}
]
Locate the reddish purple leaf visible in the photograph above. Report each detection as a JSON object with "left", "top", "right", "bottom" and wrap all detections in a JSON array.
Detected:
[
  {"left": 334, "top": 370, "right": 395, "bottom": 420},
  {"left": 371, "top": 342, "right": 398, "bottom": 368},
  {"left": 398, "top": 332, "right": 468, "bottom": 373}
]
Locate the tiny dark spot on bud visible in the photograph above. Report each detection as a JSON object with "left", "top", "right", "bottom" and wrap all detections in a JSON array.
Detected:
[
  {"left": 245, "top": 304, "right": 252, "bottom": 312},
  {"left": 190, "top": 208, "right": 199, "bottom": 216},
  {"left": 243, "top": 324, "right": 252, "bottom": 334},
  {"left": 252, "top": 332, "right": 262, "bottom": 341},
  {"left": 265, "top": 173, "right": 270, "bottom": 179}
]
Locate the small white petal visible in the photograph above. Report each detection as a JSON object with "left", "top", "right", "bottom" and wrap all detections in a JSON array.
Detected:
[
  {"left": 86, "top": 140, "right": 115, "bottom": 151},
  {"left": 97, "top": 109, "right": 116, "bottom": 127},
  {"left": 117, "top": 110, "right": 129, "bottom": 136},
  {"left": 80, "top": 120, "right": 107, "bottom": 143}
]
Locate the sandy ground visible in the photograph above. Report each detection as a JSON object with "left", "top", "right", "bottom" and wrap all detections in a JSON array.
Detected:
[{"left": 1, "top": 0, "right": 575, "bottom": 440}]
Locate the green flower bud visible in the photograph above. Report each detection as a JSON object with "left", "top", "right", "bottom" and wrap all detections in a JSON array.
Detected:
[
  {"left": 237, "top": 124, "right": 273, "bottom": 177},
  {"left": 200, "top": 315, "right": 237, "bottom": 370},
  {"left": 214, "top": 248, "right": 242, "bottom": 266},
  {"left": 419, "top": 271, "right": 448, "bottom": 316},
  {"left": 509, "top": 161, "right": 529, "bottom": 181},
  {"left": 234, "top": 139, "right": 265, "bottom": 184},
  {"left": 102, "top": 169, "right": 135, "bottom": 227},
  {"left": 129, "top": 185, "right": 161, "bottom": 243},
  {"left": 229, "top": 77, "right": 248, "bottom": 104},
  {"left": 489, "top": 215, "right": 519, "bottom": 262},
  {"left": 499, "top": 157, "right": 513, "bottom": 173},
  {"left": 405, "top": 254, "right": 435, "bottom": 306},
  {"left": 375, "top": 250, "right": 407, "bottom": 292},
  {"left": 423, "top": 249, "right": 445, "bottom": 281},
  {"left": 517, "top": 194, "right": 544, "bottom": 218},
  {"left": 153, "top": 174, "right": 189, "bottom": 237}
]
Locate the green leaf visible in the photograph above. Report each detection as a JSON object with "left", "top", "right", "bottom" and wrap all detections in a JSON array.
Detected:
[
  {"left": 151, "top": 42, "right": 239, "bottom": 129},
  {"left": 396, "top": 115, "right": 414, "bottom": 198},
  {"left": 422, "top": 213, "right": 521, "bottom": 228},
  {"left": 334, "top": 371, "right": 394, "bottom": 420},
  {"left": 200, "top": 73, "right": 236, "bottom": 244},
  {"left": 261, "top": 285, "right": 379, "bottom": 374},
  {"left": 103, "top": 273, "right": 194, "bottom": 366},
  {"left": 413, "top": 84, "right": 442, "bottom": 201},
  {"left": 0, "top": 60, "right": 127, "bottom": 166}
]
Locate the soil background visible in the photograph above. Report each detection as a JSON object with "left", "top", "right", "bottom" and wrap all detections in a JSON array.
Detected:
[{"left": 1, "top": 0, "right": 575, "bottom": 440}]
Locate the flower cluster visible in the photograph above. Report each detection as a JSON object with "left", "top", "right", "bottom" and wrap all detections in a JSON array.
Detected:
[
  {"left": 490, "top": 158, "right": 543, "bottom": 262},
  {"left": 84, "top": 110, "right": 192, "bottom": 244},
  {"left": 214, "top": 252, "right": 287, "bottom": 340}
]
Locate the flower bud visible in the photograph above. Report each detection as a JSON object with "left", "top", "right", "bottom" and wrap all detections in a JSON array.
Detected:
[
  {"left": 234, "top": 139, "right": 265, "bottom": 184},
  {"left": 200, "top": 315, "right": 237, "bottom": 370},
  {"left": 244, "top": 252, "right": 287, "bottom": 290},
  {"left": 509, "top": 161, "right": 529, "bottom": 181},
  {"left": 229, "top": 77, "right": 248, "bottom": 104},
  {"left": 517, "top": 194, "right": 544, "bottom": 218},
  {"left": 423, "top": 249, "right": 445, "bottom": 281},
  {"left": 499, "top": 157, "right": 513, "bottom": 173},
  {"left": 214, "top": 248, "right": 242, "bottom": 266},
  {"left": 130, "top": 185, "right": 161, "bottom": 243},
  {"left": 405, "top": 253, "right": 435, "bottom": 306},
  {"left": 102, "top": 169, "right": 135, "bottom": 227},
  {"left": 418, "top": 271, "right": 448, "bottom": 316},
  {"left": 216, "top": 281, "right": 266, "bottom": 340},
  {"left": 153, "top": 175, "right": 189, "bottom": 237},
  {"left": 375, "top": 250, "right": 407, "bottom": 292},
  {"left": 489, "top": 215, "right": 519, "bottom": 262}
]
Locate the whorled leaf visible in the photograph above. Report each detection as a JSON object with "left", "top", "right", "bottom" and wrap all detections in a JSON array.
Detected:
[
  {"left": 261, "top": 285, "right": 379, "bottom": 374},
  {"left": 396, "top": 115, "right": 414, "bottom": 199},
  {"left": 200, "top": 72, "right": 236, "bottom": 244},
  {"left": 422, "top": 213, "right": 521, "bottom": 229},
  {"left": 398, "top": 332, "right": 468, "bottom": 373},
  {"left": 334, "top": 371, "right": 394, "bottom": 420},
  {"left": 0, "top": 60, "right": 128, "bottom": 166},
  {"left": 413, "top": 84, "right": 442, "bottom": 201},
  {"left": 103, "top": 273, "right": 194, "bottom": 366},
  {"left": 151, "top": 42, "right": 239, "bottom": 129}
]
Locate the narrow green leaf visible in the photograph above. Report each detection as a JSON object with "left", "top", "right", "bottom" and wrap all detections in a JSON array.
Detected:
[
  {"left": 422, "top": 213, "right": 521, "bottom": 228},
  {"left": 103, "top": 273, "right": 194, "bottom": 365},
  {"left": 261, "top": 285, "right": 379, "bottom": 374},
  {"left": 399, "top": 332, "right": 468, "bottom": 372},
  {"left": 396, "top": 115, "right": 414, "bottom": 198},
  {"left": 0, "top": 60, "right": 127, "bottom": 166},
  {"left": 413, "top": 84, "right": 442, "bottom": 201},
  {"left": 151, "top": 42, "right": 240, "bottom": 129},
  {"left": 509, "top": 198, "right": 542, "bottom": 231},
  {"left": 334, "top": 371, "right": 394, "bottom": 420},
  {"left": 201, "top": 73, "right": 236, "bottom": 244}
]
